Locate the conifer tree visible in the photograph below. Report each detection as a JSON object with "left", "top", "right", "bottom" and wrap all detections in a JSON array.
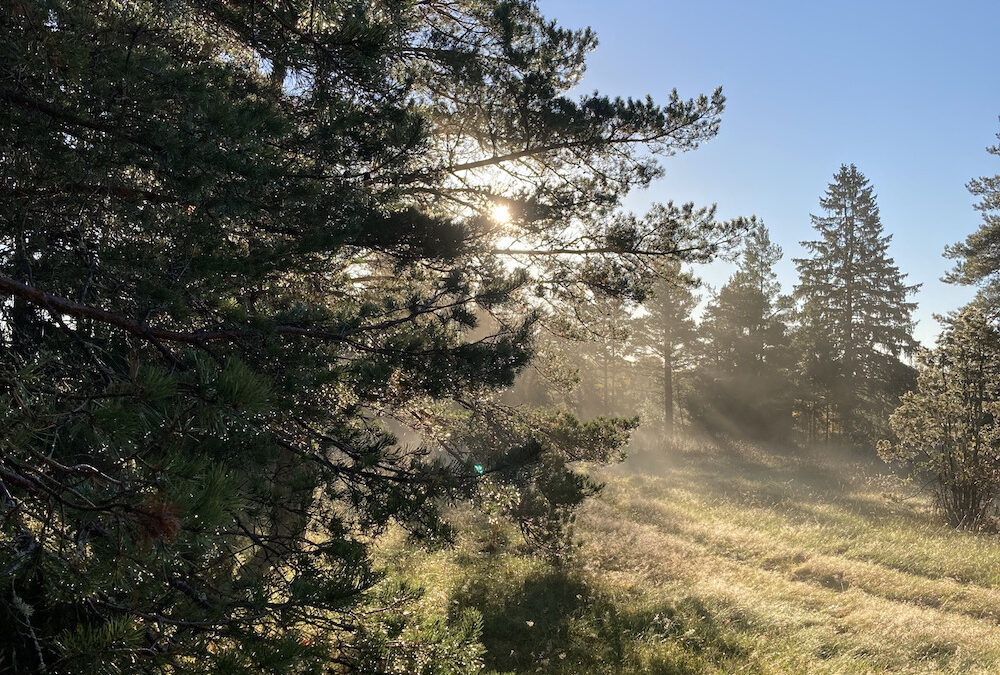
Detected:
[
  {"left": 794, "top": 165, "right": 918, "bottom": 442},
  {"left": 0, "top": 1, "right": 743, "bottom": 671},
  {"left": 634, "top": 261, "right": 700, "bottom": 436},
  {"left": 880, "top": 304, "right": 1000, "bottom": 529},
  {"left": 568, "top": 296, "right": 634, "bottom": 418},
  {"left": 946, "top": 123, "right": 1000, "bottom": 304},
  {"left": 694, "top": 221, "right": 795, "bottom": 439}
]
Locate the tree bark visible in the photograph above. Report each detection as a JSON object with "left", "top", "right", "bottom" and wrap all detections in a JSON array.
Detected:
[{"left": 663, "top": 332, "right": 674, "bottom": 438}]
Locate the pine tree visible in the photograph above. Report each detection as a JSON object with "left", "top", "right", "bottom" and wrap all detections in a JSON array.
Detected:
[
  {"left": 946, "top": 123, "right": 1000, "bottom": 304},
  {"left": 634, "top": 261, "right": 700, "bottom": 436},
  {"left": 694, "top": 221, "right": 795, "bottom": 439},
  {"left": 880, "top": 304, "right": 1000, "bottom": 529},
  {"left": 0, "top": 1, "right": 743, "bottom": 671},
  {"left": 569, "top": 295, "right": 635, "bottom": 418},
  {"left": 794, "top": 165, "right": 918, "bottom": 442}
]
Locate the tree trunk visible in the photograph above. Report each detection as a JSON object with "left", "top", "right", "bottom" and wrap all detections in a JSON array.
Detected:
[
  {"left": 602, "top": 349, "right": 610, "bottom": 415},
  {"left": 663, "top": 336, "right": 674, "bottom": 438}
]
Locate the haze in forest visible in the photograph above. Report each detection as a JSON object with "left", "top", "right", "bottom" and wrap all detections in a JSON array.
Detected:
[{"left": 7, "top": 2, "right": 1000, "bottom": 674}]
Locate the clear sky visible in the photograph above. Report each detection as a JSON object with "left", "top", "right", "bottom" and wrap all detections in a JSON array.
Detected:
[{"left": 539, "top": 0, "right": 1000, "bottom": 345}]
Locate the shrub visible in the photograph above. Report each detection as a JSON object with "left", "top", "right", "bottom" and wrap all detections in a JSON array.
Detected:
[{"left": 879, "top": 305, "right": 1000, "bottom": 528}]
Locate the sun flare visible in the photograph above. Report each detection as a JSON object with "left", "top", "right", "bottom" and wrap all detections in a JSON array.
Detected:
[{"left": 490, "top": 203, "right": 512, "bottom": 225}]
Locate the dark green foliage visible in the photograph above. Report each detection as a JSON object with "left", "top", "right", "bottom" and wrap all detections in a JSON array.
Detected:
[
  {"left": 793, "top": 165, "right": 918, "bottom": 443},
  {"left": 351, "top": 581, "right": 486, "bottom": 675},
  {"left": 0, "top": 1, "right": 738, "bottom": 671},
  {"left": 691, "top": 222, "right": 796, "bottom": 441},
  {"left": 453, "top": 407, "right": 634, "bottom": 558}
]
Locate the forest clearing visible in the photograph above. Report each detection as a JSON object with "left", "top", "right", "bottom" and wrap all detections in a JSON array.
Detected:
[{"left": 386, "top": 440, "right": 1000, "bottom": 674}]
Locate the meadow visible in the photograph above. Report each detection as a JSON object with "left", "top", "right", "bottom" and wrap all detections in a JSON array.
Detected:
[{"left": 385, "top": 439, "right": 1000, "bottom": 674}]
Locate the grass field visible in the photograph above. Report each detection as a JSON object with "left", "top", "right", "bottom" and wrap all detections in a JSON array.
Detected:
[{"left": 383, "top": 439, "right": 1000, "bottom": 674}]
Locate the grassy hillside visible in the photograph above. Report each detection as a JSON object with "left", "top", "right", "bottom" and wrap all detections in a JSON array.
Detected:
[{"left": 382, "top": 440, "right": 1000, "bottom": 674}]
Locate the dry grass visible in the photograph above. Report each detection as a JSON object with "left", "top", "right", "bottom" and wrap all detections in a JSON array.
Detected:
[
  {"left": 381, "top": 439, "right": 1000, "bottom": 673},
  {"left": 579, "top": 439, "right": 1000, "bottom": 673}
]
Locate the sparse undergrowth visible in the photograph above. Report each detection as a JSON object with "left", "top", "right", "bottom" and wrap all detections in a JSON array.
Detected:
[{"left": 380, "top": 439, "right": 1000, "bottom": 674}]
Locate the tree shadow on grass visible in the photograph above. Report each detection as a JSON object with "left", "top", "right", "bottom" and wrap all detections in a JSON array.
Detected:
[{"left": 450, "top": 563, "right": 749, "bottom": 674}]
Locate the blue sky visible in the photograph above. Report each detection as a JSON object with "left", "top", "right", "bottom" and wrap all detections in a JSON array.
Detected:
[{"left": 538, "top": 0, "right": 1000, "bottom": 345}]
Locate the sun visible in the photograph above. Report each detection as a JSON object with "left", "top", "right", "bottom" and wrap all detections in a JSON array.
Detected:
[{"left": 490, "top": 203, "right": 512, "bottom": 225}]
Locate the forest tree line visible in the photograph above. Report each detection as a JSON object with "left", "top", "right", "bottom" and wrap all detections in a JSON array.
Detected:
[
  {"left": 522, "top": 147, "right": 1000, "bottom": 533},
  {"left": 521, "top": 164, "right": 918, "bottom": 448}
]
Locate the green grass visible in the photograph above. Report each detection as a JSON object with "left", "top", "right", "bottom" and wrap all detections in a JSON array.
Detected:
[{"left": 380, "top": 439, "right": 1000, "bottom": 673}]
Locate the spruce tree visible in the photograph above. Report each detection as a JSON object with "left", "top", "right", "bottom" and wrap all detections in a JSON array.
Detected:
[
  {"left": 694, "top": 221, "right": 795, "bottom": 439},
  {"left": 0, "top": 1, "right": 744, "bottom": 671},
  {"left": 794, "top": 165, "right": 918, "bottom": 442},
  {"left": 567, "top": 295, "right": 634, "bottom": 418}
]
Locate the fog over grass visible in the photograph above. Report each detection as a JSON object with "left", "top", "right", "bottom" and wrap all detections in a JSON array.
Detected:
[{"left": 382, "top": 436, "right": 1000, "bottom": 674}]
